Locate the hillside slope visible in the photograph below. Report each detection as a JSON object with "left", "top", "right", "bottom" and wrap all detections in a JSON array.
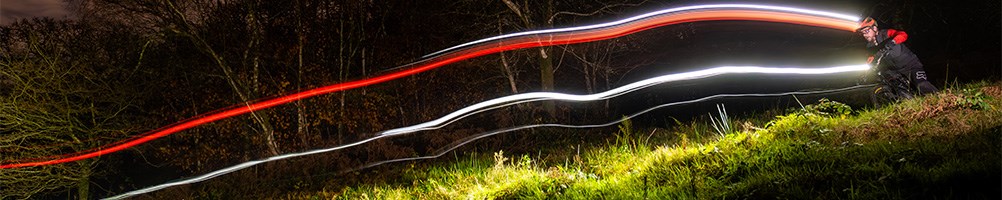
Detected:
[{"left": 281, "top": 82, "right": 1001, "bottom": 199}]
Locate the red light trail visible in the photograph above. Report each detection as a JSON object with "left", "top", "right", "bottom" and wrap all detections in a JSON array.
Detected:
[{"left": 2, "top": 5, "right": 861, "bottom": 169}]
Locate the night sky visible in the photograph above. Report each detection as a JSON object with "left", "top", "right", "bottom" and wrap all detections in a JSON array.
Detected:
[{"left": 0, "top": 0, "right": 70, "bottom": 25}]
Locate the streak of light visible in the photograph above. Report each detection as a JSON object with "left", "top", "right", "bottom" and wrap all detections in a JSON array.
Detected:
[
  {"left": 422, "top": 4, "right": 860, "bottom": 58},
  {"left": 345, "top": 84, "right": 877, "bottom": 174},
  {"left": 104, "top": 65, "right": 868, "bottom": 199},
  {"left": 379, "top": 64, "right": 870, "bottom": 136},
  {"left": 2, "top": 4, "right": 862, "bottom": 169},
  {"left": 105, "top": 84, "right": 875, "bottom": 199}
]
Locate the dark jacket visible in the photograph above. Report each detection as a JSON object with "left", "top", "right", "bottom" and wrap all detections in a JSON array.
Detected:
[{"left": 867, "top": 29, "right": 923, "bottom": 72}]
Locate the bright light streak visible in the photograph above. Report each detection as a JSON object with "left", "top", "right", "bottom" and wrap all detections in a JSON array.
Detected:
[
  {"left": 1, "top": 4, "right": 863, "bottom": 169},
  {"left": 103, "top": 134, "right": 394, "bottom": 200},
  {"left": 350, "top": 84, "right": 877, "bottom": 174},
  {"left": 105, "top": 84, "right": 876, "bottom": 199},
  {"left": 379, "top": 64, "right": 870, "bottom": 136},
  {"left": 423, "top": 4, "right": 860, "bottom": 58}
]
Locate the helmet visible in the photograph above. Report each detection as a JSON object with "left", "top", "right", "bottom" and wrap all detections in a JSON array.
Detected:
[{"left": 857, "top": 17, "right": 877, "bottom": 32}]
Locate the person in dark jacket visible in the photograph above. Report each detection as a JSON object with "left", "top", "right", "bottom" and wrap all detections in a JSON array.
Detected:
[{"left": 857, "top": 17, "right": 938, "bottom": 97}]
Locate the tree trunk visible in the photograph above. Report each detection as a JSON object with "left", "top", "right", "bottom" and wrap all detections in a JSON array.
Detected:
[
  {"left": 538, "top": 47, "right": 556, "bottom": 117},
  {"left": 76, "top": 162, "right": 91, "bottom": 200},
  {"left": 243, "top": 7, "right": 279, "bottom": 156},
  {"left": 500, "top": 51, "right": 519, "bottom": 94},
  {"left": 77, "top": 177, "right": 89, "bottom": 200},
  {"left": 295, "top": 0, "right": 309, "bottom": 147},
  {"left": 502, "top": 0, "right": 557, "bottom": 117}
]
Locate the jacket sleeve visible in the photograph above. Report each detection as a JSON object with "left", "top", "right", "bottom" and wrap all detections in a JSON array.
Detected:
[{"left": 886, "top": 29, "right": 908, "bottom": 44}]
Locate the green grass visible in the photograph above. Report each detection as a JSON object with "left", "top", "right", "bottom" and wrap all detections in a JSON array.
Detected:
[{"left": 282, "top": 82, "right": 1001, "bottom": 199}]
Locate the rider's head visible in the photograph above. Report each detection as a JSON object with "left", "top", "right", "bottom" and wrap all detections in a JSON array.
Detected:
[{"left": 857, "top": 17, "right": 878, "bottom": 44}]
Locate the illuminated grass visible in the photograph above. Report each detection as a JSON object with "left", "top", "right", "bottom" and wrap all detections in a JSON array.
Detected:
[{"left": 289, "top": 82, "right": 1000, "bottom": 199}]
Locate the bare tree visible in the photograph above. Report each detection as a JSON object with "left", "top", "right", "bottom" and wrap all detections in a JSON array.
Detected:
[
  {"left": 491, "top": 0, "right": 647, "bottom": 117},
  {"left": 88, "top": 0, "right": 283, "bottom": 155},
  {"left": 0, "top": 18, "right": 141, "bottom": 200},
  {"left": 561, "top": 38, "right": 653, "bottom": 115},
  {"left": 499, "top": 0, "right": 558, "bottom": 116}
]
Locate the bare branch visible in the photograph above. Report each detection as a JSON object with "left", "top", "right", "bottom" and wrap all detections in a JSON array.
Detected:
[{"left": 547, "top": 0, "right": 648, "bottom": 24}]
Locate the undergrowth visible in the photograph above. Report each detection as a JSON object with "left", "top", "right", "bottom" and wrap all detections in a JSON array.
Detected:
[{"left": 278, "top": 81, "right": 1001, "bottom": 199}]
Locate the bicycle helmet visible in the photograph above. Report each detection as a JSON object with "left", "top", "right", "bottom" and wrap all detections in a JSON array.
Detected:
[{"left": 857, "top": 17, "right": 877, "bottom": 32}]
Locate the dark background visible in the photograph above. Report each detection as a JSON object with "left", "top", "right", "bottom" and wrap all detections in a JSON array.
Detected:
[{"left": 1, "top": 0, "right": 998, "bottom": 198}]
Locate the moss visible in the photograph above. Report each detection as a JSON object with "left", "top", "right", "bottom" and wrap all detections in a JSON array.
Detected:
[{"left": 287, "top": 81, "right": 1002, "bottom": 200}]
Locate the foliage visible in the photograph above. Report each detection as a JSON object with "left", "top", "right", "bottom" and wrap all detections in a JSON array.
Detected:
[
  {"left": 0, "top": 18, "right": 143, "bottom": 199},
  {"left": 614, "top": 117, "right": 643, "bottom": 152},
  {"left": 793, "top": 98, "right": 855, "bottom": 118},
  {"left": 295, "top": 82, "right": 1002, "bottom": 199},
  {"left": 0, "top": 0, "right": 995, "bottom": 198},
  {"left": 1, "top": 0, "right": 652, "bottom": 198},
  {"left": 956, "top": 88, "right": 994, "bottom": 110},
  {"left": 708, "top": 104, "right": 732, "bottom": 137}
]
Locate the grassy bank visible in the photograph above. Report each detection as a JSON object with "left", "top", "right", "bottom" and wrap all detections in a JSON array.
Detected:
[{"left": 281, "top": 82, "right": 1000, "bottom": 199}]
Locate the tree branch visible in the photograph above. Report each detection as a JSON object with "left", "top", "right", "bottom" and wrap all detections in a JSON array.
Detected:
[{"left": 547, "top": 0, "right": 648, "bottom": 24}]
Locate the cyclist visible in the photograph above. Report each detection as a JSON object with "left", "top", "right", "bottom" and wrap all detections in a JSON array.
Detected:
[{"left": 857, "top": 17, "right": 938, "bottom": 100}]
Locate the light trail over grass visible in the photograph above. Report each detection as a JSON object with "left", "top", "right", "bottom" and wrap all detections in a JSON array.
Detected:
[
  {"left": 379, "top": 65, "right": 870, "bottom": 136},
  {"left": 3, "top": 4, "right": 862, "bottom": 169},
  {"left": 103, "top": 65, "right": 870, "bottom": 199},
  {"left": 341, "top": 84, "right": 877, "bottom": 176}
]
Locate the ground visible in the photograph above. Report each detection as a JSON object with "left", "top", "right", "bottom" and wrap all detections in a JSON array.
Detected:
[{"left": 180, "top": 81, "right": 1002, "bottom": 199}]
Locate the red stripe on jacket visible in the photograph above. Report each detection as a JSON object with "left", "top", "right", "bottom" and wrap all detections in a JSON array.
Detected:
[{"left": 886, "top": 29, "right": 908, "bottom": 44}]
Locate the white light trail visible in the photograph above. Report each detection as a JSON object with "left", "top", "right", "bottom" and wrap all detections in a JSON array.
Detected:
[
  {"left": 95, "top": 4, "right": 869, "bottom": 198},
  {"left": 345, "top": 84, "right": 877, "bottom": 175},
  {"left": 103, "top": 133, "right": 393, "bottom": 199},
  {"left": 379, "top": 64, "right": 870, "bottom": 136},
  {"left": 423, "top": 4, "right": 861, "bottom": 58},
  {"left": 103, "top": 65, "right": 868, "bottom": 199}
]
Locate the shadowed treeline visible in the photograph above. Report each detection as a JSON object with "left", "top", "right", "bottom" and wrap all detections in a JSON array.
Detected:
[{"left": 0, "top": 0, "right": 997, "bottom": 198}]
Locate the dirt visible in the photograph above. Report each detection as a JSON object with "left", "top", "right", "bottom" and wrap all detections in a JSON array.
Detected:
[{"left": 838, "top": 83, "right": 1001, "bottom": 142}]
